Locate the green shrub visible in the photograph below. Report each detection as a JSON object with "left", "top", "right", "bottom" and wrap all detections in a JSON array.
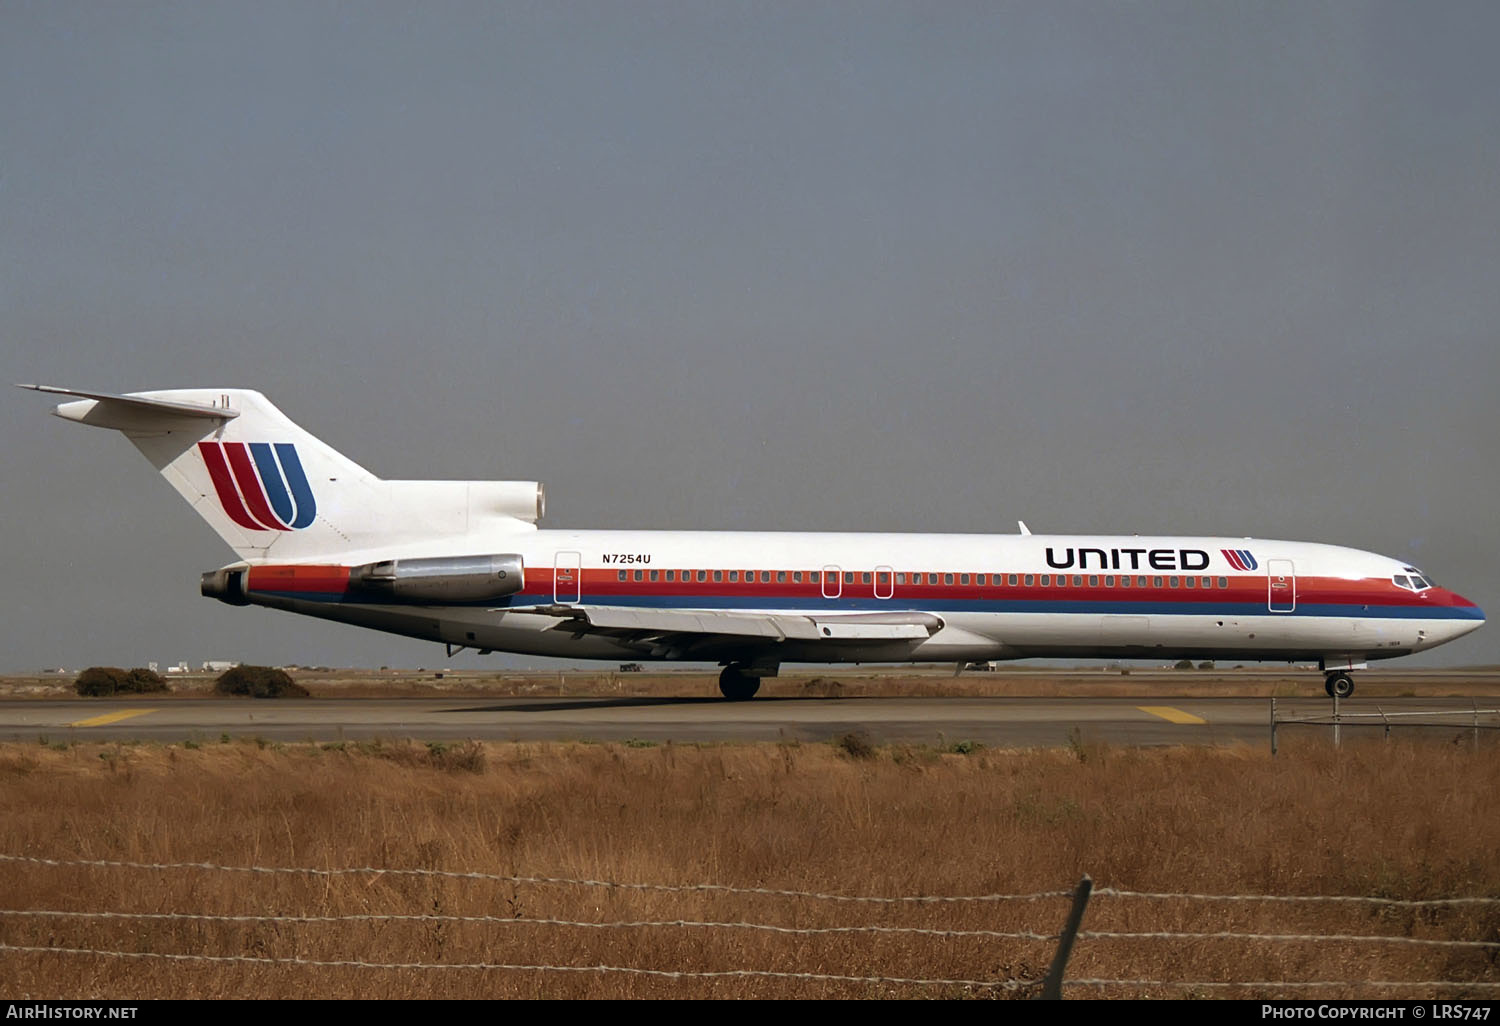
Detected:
[
  {"left": 425, "top": 740, "right": 487, "bottom": 773},
  {"left": 214, "top": 665, "right": 309, "bottom": 699},
  {"left": 834, "top": 731, "right": 876, "bottom": 760},
  {"left": 123, "top": 667, "right": 168, "bottom": 692},
  {"left": 75, "top": 666, "right": 169, "bottom": 697},
  {"left": 75, "top": 667, "right": 127, "bottom": 697}
]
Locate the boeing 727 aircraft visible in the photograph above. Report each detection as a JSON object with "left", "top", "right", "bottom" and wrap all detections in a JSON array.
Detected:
[{"left": 24, "top": 385, "right": 1485, "bottom": 699}]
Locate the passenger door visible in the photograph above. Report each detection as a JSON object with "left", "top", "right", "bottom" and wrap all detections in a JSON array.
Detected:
[{"left": 1267, "top": 559, "right": 1296, "bottom": 613}]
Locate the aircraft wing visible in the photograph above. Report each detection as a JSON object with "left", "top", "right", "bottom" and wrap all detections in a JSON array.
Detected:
[{"left": 510, "top": 604, "right": 943, "bottom": 656}]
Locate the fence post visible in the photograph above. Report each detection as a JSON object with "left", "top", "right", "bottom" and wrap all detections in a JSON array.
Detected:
[
  {"left": 1270, "top": 698, "right": 1277, "bottom": 756},
  {"left": 1333, "top": 692, "right": 1341, "bottom": 748},
  {"left": 1037, "top": 875, "right": 1092, "bottom": 999},
  {"left": 1475, "top": 701, "right": 1481, "bottom": 750}
]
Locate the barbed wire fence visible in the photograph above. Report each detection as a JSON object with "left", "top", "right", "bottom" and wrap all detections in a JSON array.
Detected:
[
  {"left": 1270, "top": 698, "right": 1500, "bottom": 753},
  {"left": 2, "top": 853, "right": 1498, "bottom": 997}
]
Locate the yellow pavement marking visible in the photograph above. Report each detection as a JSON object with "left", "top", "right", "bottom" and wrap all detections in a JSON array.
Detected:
[
  {"left": 66, "top": 709, "right": 156, "bottom": 728},
  {"left": 1136, "top": 706, "right": 1206, "bottom": 725}
]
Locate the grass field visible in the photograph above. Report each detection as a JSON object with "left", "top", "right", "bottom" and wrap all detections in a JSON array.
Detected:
[{"left": 2, "top": 734, "right": 1497, "bottom": 999}]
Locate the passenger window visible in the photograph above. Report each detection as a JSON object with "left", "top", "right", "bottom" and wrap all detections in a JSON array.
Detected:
[
  {"left": 928, "top": 574, "right": 939, "bottom": 585},
  {"left": 1121, "top": 576, "right": 1131, "bottom": 588},
  {"left": 862, "top": 572, "right": 872, "bottom": 584},
  {"left": 1073, "top": 575, "right": 1083, "bottom": 587},
  {"left": 697, "top": 570, "right": 707, "bottom": 582},
  {"left": 1041, "top": 575, "right": 1051, "bottom": 587},
  {"left": 976, "top": 574, "right": 986, "bottom": 586},
  {"left": 1138, "top": 576, "right": 1149, "bottom": 588},
  {"left": 650, "top": 570, "right": 659, "bottom": 582},
  {"left": 959, "top": 574, "right": 969, "bottom": 585},
  {"left": 810, "top": 572, "right": 819, "bottom": 583},
  {"left": 762, "top": 571, "right": 771, "bottom": 583},
  {"left": 1218, "top": 577, "right": 1228, "bottom": 589},
  {"left": 777, "top": 571, "right": 786, "bottom": 583},
  {"left": 1153, "top": 576, "right": 1163, "bottom": 588},
  {"left": 1104, "top": 576, "right": 1114, "bottom": 587},
  {"left": 713, "top": 570, "right": 723, "bottom": 582},
  {"left": 1009, "top": 574, "right": 1018, "bottom": 586},
  {"left": 1024, "top": 575, "right": 1034, "bottom": 586},
  {"left": 1089, "top": 576, "right": 1098, "bottom": 587},
  {"left": 617, "top": 570, "right": 627, "bottom": 582},
  {"left": 1201, "top": 577, "right": 1211, "bottom": 589},
  {"left": 729, "top": 571, "right": 739, "bottom": 582},
  {"left": 943, "top": 573, "right": 954, "bottom": 585},
  {"left": 896, "top": 573, "right": 906, "bottom": 585},
  {"left": 634, "top": 570, "right": 644, "bottom": 582},
  {"left": 1169, "top": 577, "right": 1179, "bottom": 588},
  {"left": 1185, "top": 577, "right": 1196, "bottom": 588}
]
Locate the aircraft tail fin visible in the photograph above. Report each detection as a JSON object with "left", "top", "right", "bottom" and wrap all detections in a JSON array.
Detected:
[{"left": 21, "top": 386, "right": 542, "bottom": 563}]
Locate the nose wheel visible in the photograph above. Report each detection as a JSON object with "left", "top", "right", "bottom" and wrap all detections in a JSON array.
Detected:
[{"left": 1324, "top": 672, "right": 1355, "bottom": 699}]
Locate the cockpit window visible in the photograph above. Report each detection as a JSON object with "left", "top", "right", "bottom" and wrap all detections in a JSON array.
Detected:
[{"left": 1393, "top": 573, "right": 1435, "bottom": 592}]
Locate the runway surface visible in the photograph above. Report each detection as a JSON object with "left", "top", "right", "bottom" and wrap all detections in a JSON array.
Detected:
[{"left": 4, "top": 695, "right": 1497, "bottom": 747}]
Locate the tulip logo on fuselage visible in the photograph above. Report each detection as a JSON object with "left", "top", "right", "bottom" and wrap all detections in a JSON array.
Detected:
[
  {"left": 198, "top": 441, "right": 317, "bottom": 532},
  {"left": 1221, "top": 548, "right": 1259, "bottom": 571}
]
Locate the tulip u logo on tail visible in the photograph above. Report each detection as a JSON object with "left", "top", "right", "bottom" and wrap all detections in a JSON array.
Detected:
[{"left": 199, "top": 441, "right": 317, "bottom": 531}]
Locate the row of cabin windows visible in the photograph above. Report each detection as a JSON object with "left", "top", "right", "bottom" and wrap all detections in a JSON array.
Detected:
[{"left": 614, "top": 569, "right": 1233, "bottom": 589}]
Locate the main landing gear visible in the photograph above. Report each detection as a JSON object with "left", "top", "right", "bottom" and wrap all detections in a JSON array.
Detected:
[
  {"left": 718, "top": 663, "right": 776, "bottom": 701},
  {"left": 1324, "top": 672, "right": 1355, "bottom": 699}
]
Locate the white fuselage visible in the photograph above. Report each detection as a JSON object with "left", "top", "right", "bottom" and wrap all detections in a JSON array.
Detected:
[{"left": 236, "top": 529, "right": 1485, "bottom": 668}]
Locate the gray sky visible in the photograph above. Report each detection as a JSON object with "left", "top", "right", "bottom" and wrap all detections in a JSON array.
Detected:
[{"left": 3, "top": 2, "right": 1496, "bottom": 671}]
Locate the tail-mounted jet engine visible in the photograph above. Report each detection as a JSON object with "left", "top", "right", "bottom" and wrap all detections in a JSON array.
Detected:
[{"left": 350, "top": 554, "right": 525, "bottom": 603}]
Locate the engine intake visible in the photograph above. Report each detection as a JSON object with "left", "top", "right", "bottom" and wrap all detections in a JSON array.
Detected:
[{"left": 351, "top": 553, "right": 525, "bottom": 603}]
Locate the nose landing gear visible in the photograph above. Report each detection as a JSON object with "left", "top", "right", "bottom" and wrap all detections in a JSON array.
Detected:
[{"left": 1324, "top": 672, "right": 1355, "bottom": 699}]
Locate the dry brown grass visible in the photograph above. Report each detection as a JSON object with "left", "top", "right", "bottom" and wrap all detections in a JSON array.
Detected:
[{"left": 1, "top": 737, "right": 1497, "bottom": 999}]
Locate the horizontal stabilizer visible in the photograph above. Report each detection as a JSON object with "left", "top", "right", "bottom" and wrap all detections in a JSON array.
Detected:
[{"left": 17, "top": 384, "right": 238, "bottom": 421}]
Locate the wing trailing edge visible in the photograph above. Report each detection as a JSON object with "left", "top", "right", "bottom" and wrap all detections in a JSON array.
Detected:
[{"left": 517, "top": 604, "right": 943, "bottom": 643}]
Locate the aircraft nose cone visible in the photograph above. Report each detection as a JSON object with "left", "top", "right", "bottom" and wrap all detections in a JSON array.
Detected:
[{"left": 1442, "top": 591, "right": 1485, "bottom": 641}]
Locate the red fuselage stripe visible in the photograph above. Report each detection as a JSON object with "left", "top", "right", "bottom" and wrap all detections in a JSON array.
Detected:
[{"left": 243, "top": 564, "right": 1471, "bottom": 612}]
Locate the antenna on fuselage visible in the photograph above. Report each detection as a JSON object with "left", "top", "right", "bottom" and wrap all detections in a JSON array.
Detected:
[{"left": 1018, "top": 521, "right": 1032, "bottom": 536}]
